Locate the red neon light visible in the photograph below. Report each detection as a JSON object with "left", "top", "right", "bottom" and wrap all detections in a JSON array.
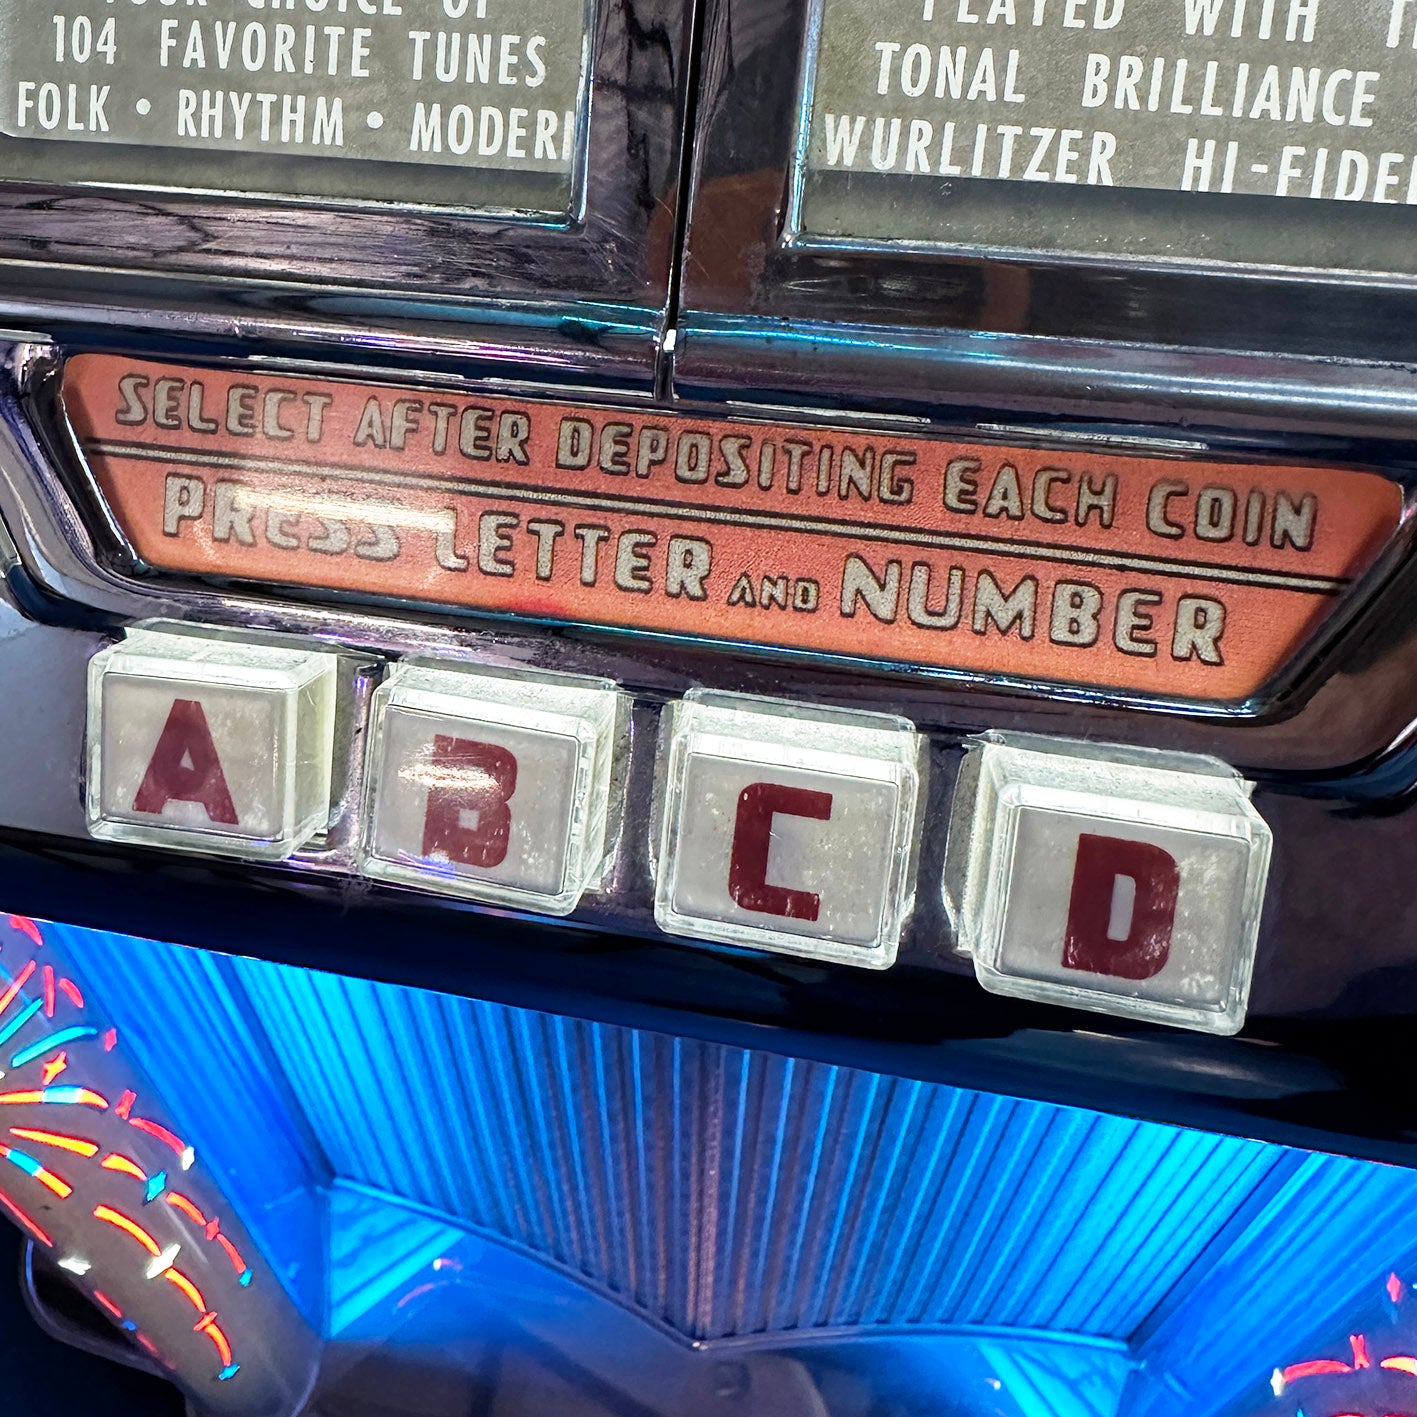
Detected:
[
  {"left": 1281, "top": 1331, "right": 1417, "bottom": 1390},
  {"left": 195, "top": 1313, "right": 233, "bottom": 1367},
  {"left": 92, "top": 1290, "right": 123, "bottom": 1321},
  {"left": 93, "top": 1205, "right": 160, "bottom": 1257},
  {"left": 135, "top": 1334, "right": 160, "bottom": 1361},
  {"left": 215, "top": 1232, "right": 248, "bottom": 1277},
  {"left": 10, "top": 1129, "right": 97, "bottom": 1158},
  {"left": 41, "top": 967, "right": 54, "bottom": 1020},
  {"left": 0, "top": 961, "right": 36, "bottom": 1019},
  {"left": 164, "top": 1268, "right": 207, "bottom": 1314},
  {"left": 114, "top": 1091, "right": 135, "bottom": 1121},
  {"left": 166, "top": 1193, "right": 208, "bottom": 1226},
  {"left": 40, "top": 1054, "right": 66, "bottom": 1086},
  {"left": 101, "top": 1029, "right": 117, "bottom": 1052},
  {"left": 8, "top": 918, "right": 42, "bottom": 948},
  {"left": 128, "top": 1116, "right": 189, "bottom": 1161},
  {"left": 0, "top": 1190, "right": 51, "bottom": 1246},
  {"left": 205, "top": 1217, "right": 220, "bottom": 1242},
  {"left": 1282, "top": 1359, "right": 1352, "bottom": 1382},
  {"left": 57, "top": 980, "right": 83, "bottom": 1010},
  {"left": 101, "top": 1155, "right": 147, "bottom": 1182},
  {"left": 396, "top": 1282, "right": 439, "bottom": 1310}
]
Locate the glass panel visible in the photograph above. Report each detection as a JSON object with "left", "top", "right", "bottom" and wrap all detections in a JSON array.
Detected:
[
  {"left": 0, "top": 0, "right": 592, "bottom": 214},
  {"left": 795, "top": 0, "right": 1417, "bottom": 271}
]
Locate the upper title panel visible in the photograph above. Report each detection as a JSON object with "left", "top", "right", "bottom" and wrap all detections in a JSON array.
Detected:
[
  {"left": 796, "top": 0, "right": 1417, "bottom": 271},
  {"left": 0, "top": 0, "right": 591, "bottom": 215}
]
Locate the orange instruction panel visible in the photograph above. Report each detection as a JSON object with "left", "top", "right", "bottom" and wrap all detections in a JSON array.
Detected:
[{"left": 63, "top": 355, "right": 1405, "bottom": 703}]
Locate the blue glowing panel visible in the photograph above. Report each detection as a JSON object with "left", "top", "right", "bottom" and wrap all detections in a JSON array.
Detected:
[
  {"left": 223, "top": 956, "right": 1393, "bottom": 1347},
  {"left": 24, "top": 916, "right": 1417, "bottom": 1417}
]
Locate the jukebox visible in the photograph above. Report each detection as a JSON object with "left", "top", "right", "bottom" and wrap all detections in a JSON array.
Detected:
[{"left": 0, "top": 2, "right": 1411, "bottom": 1414}]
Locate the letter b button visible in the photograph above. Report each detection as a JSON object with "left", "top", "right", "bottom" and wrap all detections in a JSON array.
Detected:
[
  {"left": 654, "top": 691, "right": 925, "bottom": 968},
  {"left": 946, "top": 734, "right": 1272, "bottom": 1034},
  {"left": 358, "top": 662, "right": 622, "bottom": 914}
]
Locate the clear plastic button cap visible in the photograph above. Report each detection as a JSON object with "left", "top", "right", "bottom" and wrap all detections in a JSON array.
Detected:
[
  {"left": 944, "top": 732, "right": 1272, "bottom": 1035},
  {"left": 86, "top": 625, "right": 340, "bottom": 861},
  {"left": 358, "top": 660, "right": 624, "bottom": 915},
  {"left": 653, "top": 689, "right": 926, "bottom": 969}
]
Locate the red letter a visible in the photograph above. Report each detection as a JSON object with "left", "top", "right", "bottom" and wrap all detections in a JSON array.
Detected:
[
  {"left": 132, "top": 699, "right": 239, "bottom": 825},
  {"left": 1062, "top": 833, "right": 1179, "bottom": 981}
]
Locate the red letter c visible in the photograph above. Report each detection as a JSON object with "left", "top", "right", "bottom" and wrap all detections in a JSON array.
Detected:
[{"left": 727, "top": 782, "right": 833, "bottom": 921}]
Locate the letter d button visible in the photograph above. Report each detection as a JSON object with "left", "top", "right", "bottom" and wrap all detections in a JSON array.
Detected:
[
  {"left": 654, "top": 691, "right": 925, "bottom": 968},
  {"left": 945, "top": 734, "right": 1272, "bottom": 1034}
]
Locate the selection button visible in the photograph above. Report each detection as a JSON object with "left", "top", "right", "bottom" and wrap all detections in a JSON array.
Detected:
[
  {"left": 359, "top": 662, "right": 623, "bottom": 914},
  {"left": 86, "top": 627, "right": 339, "bottom": 860},
  {"left": 946, "top": 734, "right": 1272, "bottom": 1034},
  {"left": 653, "top": 691, "right": 925, "bottom": 969}
]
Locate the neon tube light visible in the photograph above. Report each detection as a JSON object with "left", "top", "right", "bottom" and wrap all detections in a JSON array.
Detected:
[
  {"left": 0, "top": 1190, "right": 51, "bottom": 1246},
  {"left": 0, "top": 962, "right": 35, "bottom": 1022},
  {"left": 1278, "top": 1332, "right": 1417, "bottom": 1392},
  {"left": 101, "top": 1155, "right": 147, "bottom": 1182},
  {"left": 0, "top": 1144, "right": 72, "bottom": 1198},
  {"left": 0, "top": 1086, "right": 106, "bottom": 1109},
  {"left": 40, "top": 1055, "right": 66, "bottom": 1085},
  {"left": 0, "top": 997, "right": 42, "bottom": 1050},
  {"left": 91, "top": 1291, "right": 123, "bottom": 1322},
  {"left": 127, "top": 1116, "right": 191, "bottom": 1165},
  {"left": 163, "top": 1268, "right": 207, "bottom": 1314},
  {"left": 396, "top": 1282, "right": 439, "bottom": 1310},
  {"left": 10, "top": 1129, "right": 97, "bottom": 1158},
  {"left": 1282, "top": 1359, "right": 1353, "bottom": 1381},
  {"left": 7, "top": 917, "right": 42, "bottom": 948},
  {"left": 57, "top": 980, "right": 83, "bottom": 1010},
  {"left": 215, "top": 1231, "right": 249, "bottom": 1278},
  {"left": 41, "top": 967, "right": 54, "bottom": 1020},
  {"left": 194, "top": 1313, "right": 234, "bottom": 1367},
  {"left": 165, "top": 1193, "right": 207, "bottom": 1226},
  {"left": 93, "top": 1205, "right": 160, "bottom": 1257},
  {"left": 12, "top": 1028, "right": 98, "bottom": 1070}
]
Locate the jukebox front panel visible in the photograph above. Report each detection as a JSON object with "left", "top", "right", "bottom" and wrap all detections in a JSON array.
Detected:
[{"left": 0, "top": 0, "right": 1408, "bottom": 1413}]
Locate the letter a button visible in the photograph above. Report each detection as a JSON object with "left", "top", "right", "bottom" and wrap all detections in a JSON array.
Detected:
[
  {"left": 945, "top": 733, "right": 1272, "bottom": 1034},
  {"left": 654, "top": 691, "right": 925, "bottom": 968},
  {"left": 86, "top": 626, "right": 340, "bottom": 860}
]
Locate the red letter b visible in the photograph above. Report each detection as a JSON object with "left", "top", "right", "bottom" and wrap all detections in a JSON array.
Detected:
[{"left": 422, "top": 735, "right": 518, "bottom": 869}]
